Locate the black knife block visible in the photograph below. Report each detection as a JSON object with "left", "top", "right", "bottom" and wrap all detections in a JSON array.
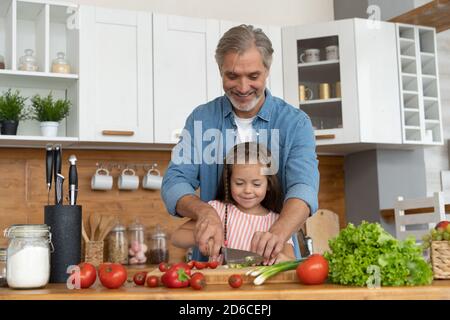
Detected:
[{"left": 44, "top": 205, "right": 82, "bottom": 283}]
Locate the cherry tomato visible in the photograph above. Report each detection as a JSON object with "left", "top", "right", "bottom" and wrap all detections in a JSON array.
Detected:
[
  {"left": 187, "top": 260, "right": 195, "bottom": 269},
  {"left": 158, "top": 262, "right": 171, "bottom": 272},
  {"left": 146, "top": 275, "right": 159, "bottom": 287},
  {"left": 296, "top": 254, "right": 329, "bottom": 285},
  {"left": 133, "top": 271, "right": 148, "bottom": 286},
  {"left": 190, "top": 272, "right": 206, "bottom": 290},
  {"left": 208, "top": 261, "right": 219, "bottom": 269},
  {"left": 98, "top": 263, "right": 127, "bottom": 289},
  {"left": 228, "top": 274, "right": 243, "bottom": 288},
  {"left": 194, "top": 261, "right": 207, "bottom": 270},
  {"left": 77, "top": 262, "right": 97, "bottom": 289}
]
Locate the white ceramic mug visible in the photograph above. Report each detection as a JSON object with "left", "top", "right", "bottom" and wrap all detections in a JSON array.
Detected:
[
  {"left": 142, "top": 168, "right": 163, "bottom": 190},
  {"left": 91, "top": 168, "right": 113, "bottom": 190},
  {"left": 299, "top": 49, "right": 320, "bottom": 63},
  {"left": 325, "top": 45, "right": 339, "bottom": 60},
  {"left": 118, "top": 168, "right": 139, "bottom": 190}
]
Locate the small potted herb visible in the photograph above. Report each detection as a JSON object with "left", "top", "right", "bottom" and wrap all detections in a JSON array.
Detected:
[
  {"left": 30, "top": 92, "right": 71, "bottom": 137},
  {"left": 0, "top": 89, "right": 28, "bottom": 135}
]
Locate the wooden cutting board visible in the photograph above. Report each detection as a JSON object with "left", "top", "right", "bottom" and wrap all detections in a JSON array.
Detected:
[{"left": 146, "top": 265, "right": 298, "bottom": 285}]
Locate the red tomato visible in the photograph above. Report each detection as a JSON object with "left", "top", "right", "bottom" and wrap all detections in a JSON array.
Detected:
[
  {"left": 77, "top": 262, "right": 97, "bottom": 289},
  {"left": 187, "top": 260, "right": 195, "bottom": 269},
  {"left": 158, "top": 262, "right": 171, "bottom": 272},
  {"left": 146, "top": 275, "right": 159, "bottom": 287},
  {"left": 208, "top": 261, "right": 219, "bottom": 269},
  {"left": 98, "top": 263, "right": 127, "bottom": 289},
  {"left": 296, "top": 254, "right": 329, "bottom": 285},
  {"left": 161, "top": 264, "right": 191, "bottom": 288},
  {"left": 190, "top": 272, "right": 206, "bottom": 290},
  {"left": 228, "top": 274, "right": 243, "bottom": 288},
  {"left": 133, "top": 271, "right": 148, "bottom": 286},
  {"left": 194, "top": 261, "right": 207, "bottom": 270}
]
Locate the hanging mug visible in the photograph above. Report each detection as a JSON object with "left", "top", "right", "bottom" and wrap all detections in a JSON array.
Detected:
[
  {"left": 142, "top": 168, "right": 163, "bottom": 190},
  {"left": 91, "top": 168, "right": 113, "bottom": 190},
  {"left": 118, "top": 168, "right": 139, "bottom": 190}
]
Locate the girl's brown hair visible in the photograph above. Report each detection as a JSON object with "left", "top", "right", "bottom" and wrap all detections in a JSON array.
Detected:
[{"left": 215, "top": 142, "right": 283, "bottom": 213}]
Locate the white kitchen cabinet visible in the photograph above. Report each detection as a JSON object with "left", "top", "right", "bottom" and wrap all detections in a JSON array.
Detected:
[
  {"left": 0, "top": 0, "right": 79, "bottom": 147},
  {"left": 219, "top": 21, "right": 284, "bottom": 99},
  {"left": 396, "top": 23, "right": 443, "bottom": 145},
  {"left": 152, "top": 14, "right": 221, "bottom": 144},
  {"left": 283, "top": 18, "right": 402, "bottom": 149},
  {"left": 78, "top": 6, "right": 153, "bottom": 143}
]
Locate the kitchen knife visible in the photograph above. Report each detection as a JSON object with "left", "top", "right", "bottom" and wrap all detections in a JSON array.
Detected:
[
  {"left": 53, "top": 145, "right": 62, "bottom": 205},
  {"left": 220, "top": 247, "right": 264, "bottom": 266},
  {"left": 45, "top": 144, "right": 53, "bottom": 205},
  {"left": 68, "top": 155, "right": 78, "bottom": 205},
  {"left": 56, "top": 173, "right": 64, "bottom": 205}
]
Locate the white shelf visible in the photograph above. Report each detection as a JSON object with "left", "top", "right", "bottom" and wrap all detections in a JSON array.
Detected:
[
  {"left": 404, "top": 108, "right": 419, "bottom": 113},
  {"left": 400, "top": 55, "right": 416, "bottom": 60},
  {"left": 404, "top": 125, "right": 421, "bottom": 130},
  {"left": 299, "top": 98, "right": 341, "bottom": 105},
  {"left": 425, "top": 119, "right": 440, "bottom": 124},
  {"left": 0, "top": 135, "right": 78, "bottom": 141},
  {"left": 297, "top": 59, "right": 339, "bottom": 68},
  {"left": 0, "top": 69, "right": 78, "bottom": 89},
  {"left": 400, "top": 37, "right": 415, "bottom": 43}
]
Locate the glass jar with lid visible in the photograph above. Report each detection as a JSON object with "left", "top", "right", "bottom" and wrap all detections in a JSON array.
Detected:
[
  {"left": 148, "top": 224, "right": 169, "bottom": 264},
  {"left": 106, "top": 220, "right": 128, "bottom": 264},
  {"left": 51, "top": 52, "right": 71, "bottom": 74},
  {"left": 18, "top": 49, "right": 38, "bottom": 72},
  {"left": 4, "top": 224, "right": 52, "bottom": 289},
  {"left": 127, "top": 218, "right": 147, "bottom": 265},
  {"left": 0, "top": 248, "right": 7, "bottom": 287}
]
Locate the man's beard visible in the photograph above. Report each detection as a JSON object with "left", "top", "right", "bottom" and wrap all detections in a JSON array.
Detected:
[{"left": 226, "top": 90, "right": 264, "bottom": 113}]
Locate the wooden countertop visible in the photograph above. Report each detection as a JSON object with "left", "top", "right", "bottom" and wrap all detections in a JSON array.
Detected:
[{"left": 1, "top": 280, "right": 450, "bottom": 300}]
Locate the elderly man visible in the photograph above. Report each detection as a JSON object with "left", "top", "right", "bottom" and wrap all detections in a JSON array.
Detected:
[{"left": 162, "top": 24, "right": 319, "bottom": 265}]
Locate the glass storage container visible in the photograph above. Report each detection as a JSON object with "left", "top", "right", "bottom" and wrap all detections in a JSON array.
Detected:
[
  {"left": 148, "top": 224, "right": 169, "bottom": 264},
  {"left": 0, "top": 248, "right": 7, "bottom": 287},
  {"left": 4, "top": 224, "right": 52, "bottom": 289},
  {"left": 51, "top": 52, "right": 71, "bottom": 74},
  {"left": 127, "top": 218, "right": 147, "bottom": 265},
  {"left": 18, "top": 49, "right": 38, "bottom": 72},
  {"left": 106, "top": 220, "right": 128, "bottom": 264}
]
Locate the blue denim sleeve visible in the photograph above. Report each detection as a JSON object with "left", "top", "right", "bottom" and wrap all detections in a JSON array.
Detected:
[
  {"left": 284, "top": 115, "right": 319, "bottom": 215},
  {"left": 161, "top": 112, "right": 200, "bottom": 216}
]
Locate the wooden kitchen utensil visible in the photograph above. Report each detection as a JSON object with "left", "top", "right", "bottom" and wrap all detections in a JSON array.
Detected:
[
  {"left": 81, "top": 222, "right": 90, "bottom": 243},
  {"left": 305, "top": 209, "right": 340, "bottom": 254},
  {"left": 89, "top": 213, "right": 101, "bottom": 240},
  {"left": 98, "top": 216, "right": 117, "bottom": 241}
]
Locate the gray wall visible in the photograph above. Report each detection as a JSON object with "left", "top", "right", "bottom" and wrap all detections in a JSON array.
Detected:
[
  {"left": 334, "top": 0, "right": 417, "bottom": 20},
  {"left": 345, "top": 148, "right": 428, "bottom": 236}
]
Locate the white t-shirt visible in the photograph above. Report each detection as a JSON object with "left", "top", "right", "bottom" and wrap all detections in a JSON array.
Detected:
[{"left": 233, "top": 112, "right": 256, "bottom": 143}]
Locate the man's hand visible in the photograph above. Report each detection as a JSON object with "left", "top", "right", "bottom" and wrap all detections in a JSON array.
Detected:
[
  {"left": 194, "top": 208, "right": 223, "bottom": 259},
  {"left": 250, "top": 231, "right": 285, "bottom": 265}
]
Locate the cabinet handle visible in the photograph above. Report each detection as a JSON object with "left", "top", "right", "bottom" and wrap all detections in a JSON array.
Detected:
[
  {"left": 102, "top": 130, "right": 135, "bottom": 136},
  {"left": 315, "top": 134, "right": 336, "bottom": 140}
]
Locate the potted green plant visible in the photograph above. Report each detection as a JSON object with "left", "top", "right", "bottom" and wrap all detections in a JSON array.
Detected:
[
  {"left": 30, "top": 92, "right": 71, "bottom": 137},
  {"left": 0, "top": 89, "right": 28, "bottom": 135}
]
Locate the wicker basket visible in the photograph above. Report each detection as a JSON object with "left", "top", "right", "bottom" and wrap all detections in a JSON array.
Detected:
[{"left": 431, "top": 241, "right": 450, "bottom": 279}]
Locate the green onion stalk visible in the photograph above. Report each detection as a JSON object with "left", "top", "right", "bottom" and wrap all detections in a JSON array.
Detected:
[{"left": 248, "top": 259, "right": 307, "bottom": 285}]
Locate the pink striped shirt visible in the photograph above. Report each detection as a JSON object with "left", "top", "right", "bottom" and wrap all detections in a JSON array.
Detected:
[{"left": 208, "top": 200, "right": 294, "bottom": 251}]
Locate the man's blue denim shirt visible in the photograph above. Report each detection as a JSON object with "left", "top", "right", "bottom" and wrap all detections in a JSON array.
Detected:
[{"left": 162, "top": 89, "right": 319, "bottom": 216}]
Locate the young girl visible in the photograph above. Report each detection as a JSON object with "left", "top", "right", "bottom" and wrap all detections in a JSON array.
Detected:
[{"left": 171, "top": 142, "right": 295, "bottom": 264}]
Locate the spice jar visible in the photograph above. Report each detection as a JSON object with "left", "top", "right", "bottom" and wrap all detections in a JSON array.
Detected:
[
  {"left": 127, "top": 218, "right": 147, "bottom": 265},
  {"left": 148, "top": 224, "right": 169, "bottom": 264},
  {"left": 18, "top": 49, "right": 38, "bottom": 71},
  {"left": 0, "top": 55, "right": 5, "bottom": 69},
  {"left": 4, "top": 224, "right": 52, "bottom": 289},
  {"left": 106, "top": 221, "right": 128, "bottom": 264},
  {"left": 51, "top": 52, "right": 71, "bottom": 74},
  {"left": 0, "top": 248, "right": 7, "bottom": 287}
]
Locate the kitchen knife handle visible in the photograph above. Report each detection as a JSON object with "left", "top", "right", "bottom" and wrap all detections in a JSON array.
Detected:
[
  {"left": 46, "top": 145, "right": 53, "bottom": 189},
  {"left": 69, "top": 164, "right": 77, "bottom": 205},
  {"left": 53, "top": 146, "right": 62, "bottom": 204}
]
